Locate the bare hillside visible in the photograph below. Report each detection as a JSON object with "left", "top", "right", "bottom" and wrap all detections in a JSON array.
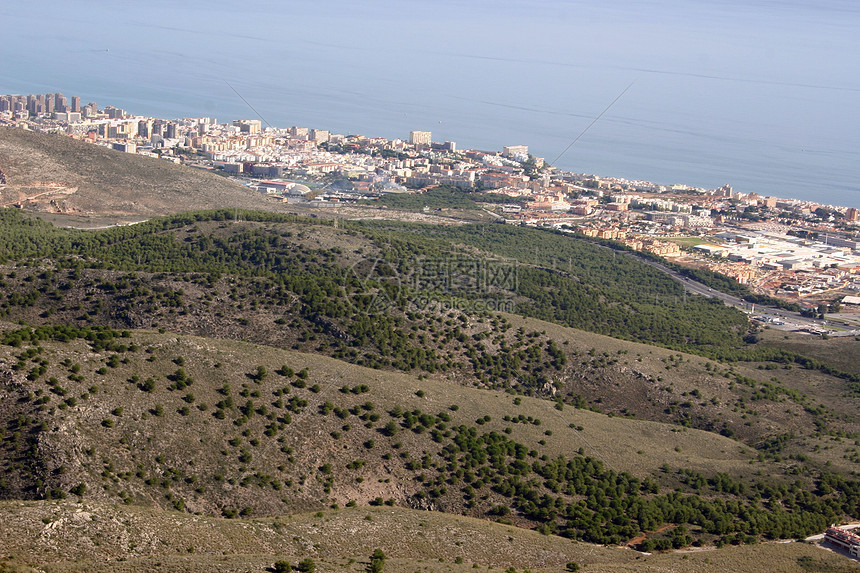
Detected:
[{"left": 0, "top": 127, "right": 278, "bottom": 217}]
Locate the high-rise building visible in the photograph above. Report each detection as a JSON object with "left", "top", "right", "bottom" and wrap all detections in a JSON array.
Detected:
[
  {"left": 846, "top": 207, "right": 858, "bottom": 221},
  {"left": 409, "top": 130, "right": 432, "bottom": 145},
  {"left": 197, "top": 118, "right": 216, "bottom": 135},
  {"left": 81, "top": 102, "right": 98, "bottom": 118},
  {"left": 55, "top": 93, "right": 67, "bottom": 113},
  {"left": 759, "top": 196, "right": 778, "bottom": 209},
  {"left": 138, "top": 120, "right": 152, "bottom": 139},
  {"left": 105, "top": 106, "right": 126, "bottom": 119},
  {"left": 309, "top": 128, "right": 330, "bottom": 143},
  {"left": 107, "top": 122, "right": 134, "bottom": 139},
  {"left": 71, "top": 96, "right": 81, "bottom": 113},
  {"left": 45, "top": 94, "right": 55, "bottom": 114},
  {"left": 151, "top": 120, "right": 167, "bottom": 137},
  {"left": 233, "top": 119, "right": 261, "bottom": 134},
  {"left": 289, "top": 126, "right": 309, "bottom": 139},
  {"left": 166, "top": 122, "right": 177, "bottom": 139}
]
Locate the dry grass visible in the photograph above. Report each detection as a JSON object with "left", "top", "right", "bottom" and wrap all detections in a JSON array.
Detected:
[
  {"left": 503, "top": 313, "right": 860, "bottom": 465},
  {"left": 0, "top": 329, "right": 769, "bottom": 507},
  {"left": 1, "top": 501, "right": 857, "bottom": 573},
  {"left": 757, "top": 328, "right": 860, "bottom": 376},
  {"left": 0, "top": 126, "right": 277, "bottom": 217}
]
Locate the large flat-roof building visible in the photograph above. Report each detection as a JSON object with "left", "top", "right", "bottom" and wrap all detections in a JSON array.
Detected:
[
  {"left": 309, "top": 129, "right": 330, "bottom": 143},
  {"left": 503, "top": 145, "right": 528, "bottom": 158},
  {"left": 409, "top": 130, "right": 431, "bottom": 146},
  {"left": 233, "top": 119, "right": 261, "bottom": 134}
]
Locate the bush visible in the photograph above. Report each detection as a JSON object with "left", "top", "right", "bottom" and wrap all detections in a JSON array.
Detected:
[
  {"left": 382, "top": 421, "right": 398, "bottom": 436},
  {"left": 296, "top": 558, "right": 315, "bottom": 573},
  {"left": 273, "top": 561, "right": 292, "bottom": 573},
  {"left": 368, "top": 548, "right": 386, "bottom": 573}
]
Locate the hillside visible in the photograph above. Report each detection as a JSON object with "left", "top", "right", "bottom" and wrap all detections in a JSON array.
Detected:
[
  {"left": 2, "top": 323, "right": 860, "bottom": 550},
  {"left": 0, "top": 127, "right": 277, "bottom": 218},
  {"left": 0, "top": 183, "right": 859, "bottom": 569},
  {"left": 0, "top": 209, "right": 754, "bottom": 354},
  {"left": 0, "top": 329, "right": 761, "bottom": 509},
  {"left": 2, "top": 502, "right": 857, "bottom": 573},
  {"left": 0, "top": 209, "right": 857, "bottom": 451}
]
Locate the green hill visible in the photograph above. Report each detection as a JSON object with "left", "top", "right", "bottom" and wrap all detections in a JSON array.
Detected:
[
  {"left": 0, "top": 208, "right": 857, "bottom": 449},
  {"left": 0, "top": 194, "right": 858, "bottom": 570}
]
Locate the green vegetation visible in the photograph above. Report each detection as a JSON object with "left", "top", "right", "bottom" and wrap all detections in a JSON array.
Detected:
[
  {"left": 584, "top": 231, "right": 802, "bottom": 312},
  {"left": 0, "top": 208, "right": 782, "bottom": 362},
  {"left": 1, "top": 327, "right": 858, "bottom": 552},
  {"left": 361, "top": 221, "right": 752, "bottom": 355},
  {"left": 6, "top": 500, "right": 855, "bottom": 573},
  {"left": 3, "top": 132, "right": 859, "bottom": 573},
  {"left": 368, "top": 549, "right": 386, "bottom": 573},
  {"left": 0, "top": 208, "right": 760, "bottom": 382}
]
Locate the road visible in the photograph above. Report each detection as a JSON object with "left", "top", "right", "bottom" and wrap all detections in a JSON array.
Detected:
[{"left": 600, "top": 244, "right": 860, "bottom": 336}]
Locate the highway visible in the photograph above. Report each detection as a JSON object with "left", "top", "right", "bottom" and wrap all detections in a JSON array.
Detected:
[{"left": 604, "top": 243, "right": 860, "bottom": 336}]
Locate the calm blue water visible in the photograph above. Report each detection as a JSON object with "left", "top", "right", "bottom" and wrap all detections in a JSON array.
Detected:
[{"left": 2, "top": 0, "right": 858, "bottom": 208}]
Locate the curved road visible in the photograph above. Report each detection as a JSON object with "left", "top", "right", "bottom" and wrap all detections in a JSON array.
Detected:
[{"left": 588, "top": 241, "right": 859, "bottom": 335}]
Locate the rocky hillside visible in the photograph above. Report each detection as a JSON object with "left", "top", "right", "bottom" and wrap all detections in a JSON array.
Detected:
[{"left": 0, "top": 127, "right": 277, "bottom": 217}]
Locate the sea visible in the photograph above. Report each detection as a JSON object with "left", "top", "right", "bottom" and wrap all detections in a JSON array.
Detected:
[{"left": 1, "top": 0, "right": 859, "bottom": 209}]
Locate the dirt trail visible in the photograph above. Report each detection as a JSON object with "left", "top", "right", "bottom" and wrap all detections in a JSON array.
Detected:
[{"left": 626, "top": 523, "right": 674, "bottom": 548}]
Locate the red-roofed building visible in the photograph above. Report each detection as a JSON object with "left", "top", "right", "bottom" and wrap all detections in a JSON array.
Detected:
[{"left": 825, "top": 526, "right": 860, "bottom": 557}]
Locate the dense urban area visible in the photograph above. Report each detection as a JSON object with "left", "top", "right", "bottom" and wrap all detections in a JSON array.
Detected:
[{"left": 2, "top": 90, "right": 860, "bottom": 336}]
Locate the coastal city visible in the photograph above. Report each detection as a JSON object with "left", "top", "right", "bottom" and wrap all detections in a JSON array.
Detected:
[{"left": 2, "top": 91, "right": 860, "bottom": 330}]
